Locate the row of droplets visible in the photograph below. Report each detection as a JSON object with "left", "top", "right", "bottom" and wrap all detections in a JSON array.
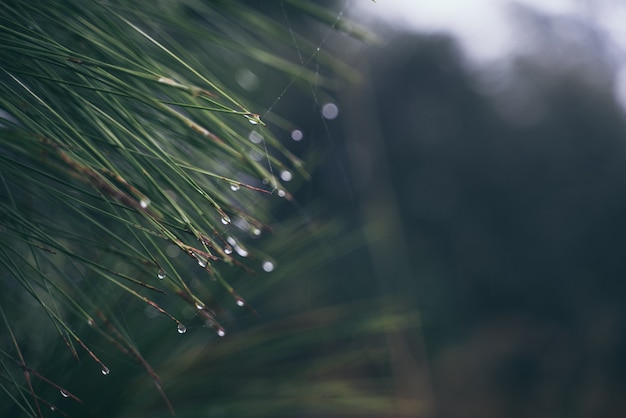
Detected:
[
  {"left": 60, "top": 365, "right": 109, "bottom": 394},
  {"left": 60, "top": 364, "right": 106, "bottom": 398},
  {"left": 229, "top": 167, "right": 292, "bottom": 191},
  {"left": 248, "top": 127, "right": 305, "bottom": 144},
  {"left": 61, "top": 114, "right": 316, "bottom": 391}
]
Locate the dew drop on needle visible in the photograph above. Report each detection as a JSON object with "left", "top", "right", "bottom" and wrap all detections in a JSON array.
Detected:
[
  {"left": 235, "top": 245, "right": 248, "bottom": 257},
  {"left": 197, "top": 258, "right": 208, "bottom": 268}
]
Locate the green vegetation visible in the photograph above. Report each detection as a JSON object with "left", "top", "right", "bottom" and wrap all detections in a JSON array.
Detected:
[{"left": 0, "top": 1, "right": 417, "bottom": 417}]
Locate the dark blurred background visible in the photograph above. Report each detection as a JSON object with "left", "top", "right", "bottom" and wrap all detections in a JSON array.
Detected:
[{"left": 304, "top": 1, "right": 626, "bottom": 417}]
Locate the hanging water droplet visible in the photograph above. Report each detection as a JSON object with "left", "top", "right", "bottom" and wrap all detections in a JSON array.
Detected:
[
  {"left": 277, "top": 189, "right": 286, "bottom": 198},
  {"left": 235, "top": 245, "right": 248, "bottom": 257},
  {"left": 197, "top": 257, "right": 208, "bottom": 268},
  {"left": 140, "top": 198, "right": 150, "bottom": 209},
  {"left": 101, "top": 367, "right": 110, "bottom": 376},
  {"left": 217, "top": 328, "right": 226, "bottom": 337},
  {"left": 251, "top": 227, "right": 262, "bottom": 236},
  {"left": 230, "top": 183, "right": 240, "bottom": 191},
  {"left": 195, "top": 302, "right": 205, "bottom": 310},
  {"left": 235, "top": 297, "right": 245, "bottom": 307},
  {"left": 227, "top": 236, "right": 237, "bottom": 246},
  {"left": 157, "top": 269, "right": 166, "bottom": 280},
  {"left": 291, "top": 129, "right": 303, "bottom": 141},
  {"left": 60, "top": 390, "right": 69, "bottom": 398},
  {"left": 224, "top": 246, "right": 233, "bottom": 255},
  {"left": 280, "top": 170, "right": 293, "bottom": 182},
  {"left": 87, "top": 318, "right": 95, "bottom": 327},
  {"left": 262, "top": 261, "right": 275, "bottom": 272},
  {"left": 177, "top": 323, "right": 187, "bottom": 334},
  {"left": 244, "top": 113, "right": 262, "bottom": 125},
  {"left": 221, "top": 215, "right": 231, "bottom": 225}
]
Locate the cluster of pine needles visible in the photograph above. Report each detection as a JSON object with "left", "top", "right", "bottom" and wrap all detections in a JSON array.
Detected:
[{"left": 0, "top": 1, "right": 419, "bottom": 417}]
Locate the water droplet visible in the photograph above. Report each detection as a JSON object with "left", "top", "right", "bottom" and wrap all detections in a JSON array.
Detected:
[
  {"left": 224, "top": 246, "right": 233, "bottom": 255},
  {"left": 197, "top": 257, "right": 207, "bottom": 268},
  {"left": 248, "top": 130, "right": 263, "bottom": 144},
  {"left": 217, "top": 328, "right": 226, "bottom": 337},
  {"left": 251, "top": 227, "right": 262, "bottom": 236},
  {"left": 262, "top": 261, "right": 275, "bottom": 272},
  {"left": 280, "top": 170, "right": 293, "bottom": 182},
  {"left": 157, "top": 269, "right": 166, "bottom": 280},
  {"left": 235, "top": 246, "right": 248, "bottom": 257},
  {"left": 221, "top": 215, "right": 231, "bottom": 225},
  {"left": 322, "top": 102, "right": 339, "bottom": 120},
  {"left": 244, "top": 113, "right": 262, "bottom": 125},
  {"left": 60, "top": 390, "right": 69, "bottom": 398},
  {"left": 101, "top": 367, "right": 110, "bottom": 376},
  {"left": 87, "top": 318, "right": 95, "bottom": 327},
  {"left": 263, "top": 260, "right": 276, "bottom": 273},
  {"left": 291, "top": 129, "right": 303, "bottom": 141},
  {"left": 277, "top": 189, "right": 286, "bottom": 198},
  {"left": 230, "top": 183, "right": 240, "bottom": 191},
  {"left": 195, "top": 302, "right": 205, "bottom": 310},
  {"left": 177, "top": 323, "right": 187, "bottom": 334},
  {"left": 235, "top": 297, "right": 245, "bottom": 307},
  {"left": 227, "top": 236, "right": 237, "bottom": 246},
  {"left": 140, "top": 198, "right": 150, "bottom": 209},
  {"left": 50, "top": 406, "right": 56, "bottom": 411}
]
